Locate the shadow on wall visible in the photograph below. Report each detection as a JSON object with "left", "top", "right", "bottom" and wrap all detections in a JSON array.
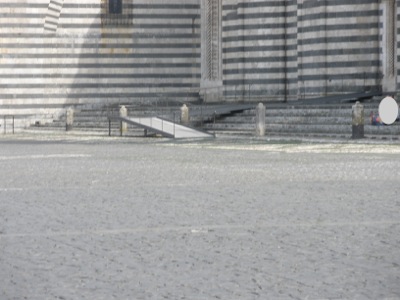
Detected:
[{"left": 59, "top": 1, "right": 201, "bottom": 110}]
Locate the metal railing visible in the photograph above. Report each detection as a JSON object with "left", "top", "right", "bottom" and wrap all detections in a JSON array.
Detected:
[{"left": 2, "top": 115, "right": 15, "bottom": 135}]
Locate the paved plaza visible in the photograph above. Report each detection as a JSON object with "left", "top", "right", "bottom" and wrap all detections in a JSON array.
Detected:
[{"left": 0, "top": 134, "right": 400, "bottom": 300}]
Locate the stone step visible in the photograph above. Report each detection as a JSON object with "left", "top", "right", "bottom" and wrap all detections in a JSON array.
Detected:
[
  {"left": 29, "top": 99, "right": 396, "bottom": 138},
  {"left": 237, "top": 108, "right": 381, "bottom": 118},
  {"left": 26, "top": 125, "right": 66, "bottom": 132},
  {"left": 196, "top": 111, "right": 354, "bottom": 124},
  {"left": 206, "top": 123, "right": 348, "bottom": 133},
  {"left": 219, "top": 116, "right": 353, "bottom": 124},
  {"left": 215, "top": 115, "right": 399, "bottom": 126},
  {"left": 39, "top": 119, "right": 150, "bottom": 133},
  {"left": 205, "top": 122, "right": 400, "bottom": 135},
  {"left": 71, "top": 112, "right": 117, "bottom": 118},
  {"left": 213, "top": 129, "right": 350, "bottom": 139},
  {"left": 28, "top": 126, "right": 145, "bottom": 137},
  {"left": 365, "top": 125, "right": 400, "bottom": 135},
  {"left": 216, "top": 130, "right": 400, "bottom": 141},
  {"left": 60, "top": 112, "right": 178, "bottom": 121}
]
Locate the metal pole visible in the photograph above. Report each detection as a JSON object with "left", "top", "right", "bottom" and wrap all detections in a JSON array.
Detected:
[
  {"left": 364, "top": 72, "right": 366, "bottom": 91},
  {"left": 235, "top": 86, "right": 237, "bottom": 100},
  {"left": 201, "top": 105, "right": 203, "bottom": 126},
  {"left": 249, "top": 84, "right": 253, "bottom": 102},
  {"left": 173, "top": 112, "right": 176, "bottom": 137},
  {"left": 213, "top": 111, "right": 216, "bottom": 136},
  {"left": 342, "top": 76, "right": 344, "bottom": 94}
]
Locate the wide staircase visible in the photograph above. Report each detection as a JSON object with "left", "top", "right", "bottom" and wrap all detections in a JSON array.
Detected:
[
  {"left": 201, "top": 100, "right": 400, "bottom": 141},
  {"left": 27, "top": 99, "right": 400, "bottom": 141},
  {"left": 28, "top": 102, "right": 181, "bottom": 137}
]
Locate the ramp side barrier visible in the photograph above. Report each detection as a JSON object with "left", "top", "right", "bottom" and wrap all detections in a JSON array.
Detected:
[
  {"left": 108, "top": 115, "right": 214, "bottom": 139},
  {"left": 108, "top": 115, "right": 176, "bottom": 138}
]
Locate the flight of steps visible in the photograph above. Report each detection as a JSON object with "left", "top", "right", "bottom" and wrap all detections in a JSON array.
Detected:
[
  {"left": 202, "top": 102, "right": 400, "bottom": 140},
  {"left": 27, "top": 100, "right": 400, "bottom": 141},
  {"left": 28, "top": 102, "right": 181, "bottom": 136}
]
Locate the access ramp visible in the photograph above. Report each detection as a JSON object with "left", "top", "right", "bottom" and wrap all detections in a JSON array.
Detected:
[{"left": 111, "top": 116, "right": 214, "bottom": 139}]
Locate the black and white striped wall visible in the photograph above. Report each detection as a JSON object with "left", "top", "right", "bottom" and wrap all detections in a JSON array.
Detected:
[
  {"left": 222, "top": 0, "right": 298, "bottom": 101},
  {"left": 221, "top": 0, "right": 396, "bottom": 101},
  {"left": 1, "top": 0, "right": 399, "bottom": 128},
  {"left": 298, "top": 0, "right": 381, "bottom": 97},
  {"left": 0, "top": 0, "right": 201, "bottom": 124}
]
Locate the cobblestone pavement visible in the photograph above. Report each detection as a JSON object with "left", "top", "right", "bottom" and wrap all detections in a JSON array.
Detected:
[{"left": 1, "top": 135, "right": 399, "bottom": 300}]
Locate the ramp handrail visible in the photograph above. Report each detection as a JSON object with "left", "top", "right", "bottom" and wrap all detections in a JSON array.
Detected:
[{"left": 2, "top": 115, "right": 15, "bottom": 135}]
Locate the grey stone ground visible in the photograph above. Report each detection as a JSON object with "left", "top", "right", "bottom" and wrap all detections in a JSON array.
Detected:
[{"left": 0, "top": 134, "right": 400, "bottom": 300}]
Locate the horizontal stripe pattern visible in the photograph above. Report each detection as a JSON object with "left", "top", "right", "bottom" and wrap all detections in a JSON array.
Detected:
[
  {"left": 298, "top": 1, "right": 381, "bottom": 96},
  {"left": 397, "top": 0, "right": 400, "bottom": 90},
  {"left": 0, "top": 0, "right": 201, "bottom": 118},
  {"left": 222, "top": 0, "right": 383, "bottom": 100},
  {"left": 222, "top": 0, "right": 298, "bottom": 100},
  {"left": 0, "top": 0, "right": 397, "bottom": 124}
]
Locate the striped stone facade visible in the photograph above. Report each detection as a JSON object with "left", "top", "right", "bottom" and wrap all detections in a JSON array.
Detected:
[
  {"left": 0, "top": 0, "right": 399, "bottom": 127},
  {"left": 298, "top": 0, "right": 381, "bottom": 97},
  {"left": 222, "top": 1, "right": 298, "bottom": 101},
  {"left": 222, "top": 0, "right": 394, "bottom": 101},
  {"left": 0, "top": 0, "right": 201, "bottom": 123},
  {"left": 395, "top": 0, "right": 400, "bottom": 90}
]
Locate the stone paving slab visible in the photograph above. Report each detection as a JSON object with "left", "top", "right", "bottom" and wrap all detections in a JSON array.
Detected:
[{"left": 0, "top": 135, "right": 399, "bottom": 299}]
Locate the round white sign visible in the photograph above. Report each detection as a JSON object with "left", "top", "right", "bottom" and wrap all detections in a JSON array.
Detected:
[{"left": 379, "top": 97, "right": 399, "bottom": 125}]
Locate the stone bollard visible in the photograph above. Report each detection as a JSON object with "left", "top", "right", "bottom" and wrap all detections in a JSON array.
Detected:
[
  {"left": 180, "top": 104, "right": 189, "bottom": 125},
  {"left": 119, "top": 105, "right": 128, "bottom": 135},
  {"left": 352, "top": 101, "right": 364, "bottom": 139},
  {"left": 255, "top": 103, "right": 266, "bottom": 136},
  {"left": 66, "top": 107, "right": 74, "bottom": 131}
]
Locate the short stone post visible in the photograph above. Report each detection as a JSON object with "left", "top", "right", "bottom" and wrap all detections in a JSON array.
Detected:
[
  {"left": 66, "top": 107, "right": 74, "bottom": 131},
  {"left": 180, "top": 104, "right": 189, "bottom": 125},
  {"left": 119, "top": 105, "right": 128, "bottom": 135},
  {"left": 352, "top": 101, "right": 364, "bottom": 139},
  {"left": 255, "top": 103, "right": 266, "bottom": 136}
]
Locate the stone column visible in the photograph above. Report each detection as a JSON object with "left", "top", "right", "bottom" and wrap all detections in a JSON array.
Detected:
[
  {"left": 119, "top": 105, "right": 128, "bottom": 135},
  {"left": 255, "top": 103, "right": 266, "bottom": 136},
  {"left": 66, "top": 107, "right": 74, "bottom": 131},
  {"left": 352, "top": 101, "right": 364, "bottom": 139},
  {"left": 181, "top": 104, "right": 189, "bottom": 125}
]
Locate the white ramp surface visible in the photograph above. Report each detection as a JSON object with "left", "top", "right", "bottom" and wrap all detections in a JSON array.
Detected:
[{"left": 125, "top": 117, "right": 213, "bottom": 138}]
